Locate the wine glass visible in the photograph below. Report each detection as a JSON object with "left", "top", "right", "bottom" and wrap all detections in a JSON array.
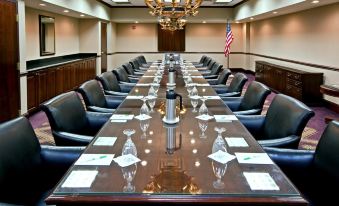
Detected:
[
  {"left": 198, "top": 120, "right": 208, "bottom": 138},
  {"left": 198, "top": 97, "right": 208, "bottom": 116},
  {"left": 190, "top": 96, "right": 199, "bottom": 113},
  {"left": 122, "top": 129, "right": 137, "bottom": 156},
  {"left": 140, "top": 97, "right": 150, "bottom": 116},
  {"left": 151, "top": 83, "right": 160, "bottom": 94},
  {"left": 146, "top": 96, "right": 156, "bottom": 113},
  {"left": 140, "top": 119, "right": 150, "bottom": 139},
  {"left": 212, "top": 160, "right": 227, "bottom": 189},
  {"left": 187, "top": 83, "right": 194, "bottom": 96},
  {"left": 212, "top": 127, "right": 227, "bottom": 153},
  {"left": 121, "top": 163, "right": 137, "bottom": 192}
]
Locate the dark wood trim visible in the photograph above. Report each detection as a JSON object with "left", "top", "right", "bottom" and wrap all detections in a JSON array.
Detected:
[
  {"left": 107, "top": 52, "right": 114, "bottom": 55},
  {"left": 324, "top": 99, "right": 339, "bottom": 114}
]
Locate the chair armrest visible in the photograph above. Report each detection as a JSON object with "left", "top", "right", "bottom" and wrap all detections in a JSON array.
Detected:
[
  {"left": 222, "top": 97, "right": 242, "bottom": 111},
  {"left": 53, "top": 131, "right": 93, "bottom": 146},
  {"left": 211, "top": 84, "right": 228, "bottom": 88},
  {"left": 258, "top": 135, "right": 301, "bottom": 149},
  {"left": 203, "top": 75, "right": 218, "bottom": 79},
  {"left": 119, "top": 84, "right": 134, "bottom": 92},
  {"left": 87, "top": 106, "right": 115, "bottom": 113},
  {"left": 105, "top": 90, "right": 128, "bottom": 96},
  {"left": 41, "top": 145, "right": 85, "bottom": 168},
  {"left": 128, "top": 74, "right": 142, "bottom": 78},
  {"left": 193, "top": 63, "right": 203, "bottom": 67},
  {"left": 134, "top": 71, "right": 145, "bottom": 75},
  {"left": 218, "top": 92, "right": 241, "bottom": 97},
  {"left": 119, "top": 81, "right": 136, "bottom": 86},
  {"left": 86, "top": 111, "right": 111, "bottom": 131},
  {"left": 127, "top": 77, "right": 139, "bottom": 83},
  {"left": 200, "top": 70, "right": 211, "bottom": 74},
  {"left": 206, "top": 79, "right": 218, "bottom": 85},
  {"left": 105, "top": 95, "right": 124, "bottom": 108},
  {"left": 237, "top": 115, "right": 266, "bottom": 137},
  {"left": 234, "top": 109, "right": 262, "bottom": 115}
]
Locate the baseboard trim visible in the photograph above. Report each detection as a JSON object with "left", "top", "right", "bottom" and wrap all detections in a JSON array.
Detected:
[
  {"left": 324, "top": 100, "right": 339, "bottom": 114},
  {"left": 230, "top": 68, "right": 255, "bottom": 75}
]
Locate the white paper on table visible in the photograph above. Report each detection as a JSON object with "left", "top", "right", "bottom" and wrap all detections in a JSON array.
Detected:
[
  {"left": 145, "top": 96, "right": 157, "bottom": 100},
  {"left": 61, "top": 170, "right": 98, "bottom": 188},
  {"left": 136, "top": 83, "right": 150, "bottom": 87},
  {"left": 94, "top": 137, "right": 117, "bottom": 146},
  {"left": 190, "top": 95, "right": 201, "bottom": 100},
  {"left": 208, "top": 150, "right": 236, "bottom": 164},
  {"left": 196, "top": 84, "right": 210, "bottom": 87},
  {"left": 134, "top": 114, "right": 152, "bottom": 121},
  {"left": 243, "top": 172, "right": 280, "bottom": 191},
  {"left": 143, "top": 76, "right": 155, "bottom": 78},
  {"left": 203, "top": 96, "right": 221, "bottom": 100},
  {"left": 75, "top": 154, "right": 115, "bottom": 166},
  {"left": 225, "top": 137, "right": 249, "bottom": 147},
  {"left": 114, "top": 154, "right": 141, "bottom": 167},
  {"left": 214, "top": 115, "right": 238, "bottom": 122},
  {"left": 191, "top": 76, "right": 204, "bottom": 78},
  {"left": 195, "top": 114, "right": 214, "bottom": 121},
  {"left": 235, "top": 153, "right": 274, "bottom": 164},
  {"left": 126, "top": 96, "right": 144, "bottom": 100},
  {"left": 110, "top": 114, "right": 135, "bottom": 120},
  {"left": 111, "top": 119, "right": 127, "bottom": 123}
]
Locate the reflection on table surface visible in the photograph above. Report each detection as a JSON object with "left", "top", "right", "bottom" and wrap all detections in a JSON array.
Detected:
[{"left": 46, "top": 63, "right": 307, "bottom": 205}]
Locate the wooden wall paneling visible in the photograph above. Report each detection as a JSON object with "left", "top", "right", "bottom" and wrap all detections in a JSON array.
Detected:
[
  {"left": 158, "top": 25, "right": 185, "bottom": 52},
  {"left": 70, "top": 63, "right": 76, "bottom": 89},
  {"left": 47, "top": 69, "right": 56, "bottom": 99},
  {"left": 37, "top": 71, "right": 48, "bottom": 103},
  {"left": 91, "top": 59, "right": 96, "bottom": 78},
  {"left": 0, "top": 0, "right": 20, "bottom": 121},
  {"left": 27, "top": 74, "right": 37, "bottom": 111},
  {"left": 55, "top": 67, "right": 64, "bottom": 95}
]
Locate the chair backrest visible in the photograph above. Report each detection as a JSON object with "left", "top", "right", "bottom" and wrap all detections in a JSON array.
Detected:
[
  {"left": 0, "top": 117, "right": 41, "bottom": 190},
  {"left": 40, "top": 91, "right": 88, "bottom": 134},
  {"left": 140, "top": 55, "right": 147, "bottom": 64},
  {"left": 78, "top": 80, "right": 107, "bottom": 108},
  {"left": 199, "top": 55, "right": 206, "bottom": 64},
  {"left": 130, "top": 59, "right": 140, "bottom": 70},
  {"left": 210, "top": 62, "right": 223, "bottom": 75},
  {"left": 239, "top": 81, "right": 271, "bottom": 111},
  {"left": 123, "top": 62, "right": 135, "bottom": 75},
  {"left": 217, "top": 69, "right": 231, "bottom": 85},
  {"left": 204, "top": 57, "right": 212, "bottom": 67},
  {"left": 97, "top": 71, "right": 121, "bottom": 92},
  {"left": 314, "top": 121, "right": 339, "bottom": 180},
  {"left": 207, "top": 59, "right": 215, "bottom": 70},
  {"left": 263, "top": 94, "right": 314, "bottom": 141},
  {"left": 228, "top": 73, "right": 248, "bottom": 94},
  {"left": 113, "top": 67, "right": 130, "bottom": 82}
]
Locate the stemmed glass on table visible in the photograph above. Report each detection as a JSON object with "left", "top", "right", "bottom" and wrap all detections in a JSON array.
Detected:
[{"left": 211, "top": 127, "right": 228, "bottom": 189}]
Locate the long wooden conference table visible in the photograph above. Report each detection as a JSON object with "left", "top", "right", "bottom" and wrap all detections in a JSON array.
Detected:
[{"left": 46, "top": 62, "right": 308, "bottom": 205}]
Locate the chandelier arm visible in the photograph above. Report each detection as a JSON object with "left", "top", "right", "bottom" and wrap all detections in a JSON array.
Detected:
[
  {"left": 192, "top": 0, "right": 203, "bottom": 10},
  {"left": 145, "top": 0, "right": 155, "bottom": 10}
]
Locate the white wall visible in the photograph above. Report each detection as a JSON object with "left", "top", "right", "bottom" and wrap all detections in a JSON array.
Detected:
[
  {"left": 25, "top": 7, "right": 80, "bottom": 60},
  {"left": 248, "top": 3, "right": 339, "bottom": 104}
]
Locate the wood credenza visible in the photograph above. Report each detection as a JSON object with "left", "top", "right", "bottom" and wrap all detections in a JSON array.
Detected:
[
  {"left": 255, "top": 61, "right": 323, "bottom": 105},
  {"left": 27, "top": 58, "right": 96, "bottom": 112}
]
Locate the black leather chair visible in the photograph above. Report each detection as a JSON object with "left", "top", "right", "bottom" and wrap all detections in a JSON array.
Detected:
[
  {"left": 122, "top": 62, "right": 144, "bottom": 77},
  {"left": 113, "top": 67, "right": 139, "bottom": 84},
  {"left": 191, "top": 55, "right": 207, "bottom": 67},
  {"left": 202, "top": 62, "right": 223, "bottom": 79},
  {"left": 136, "top": 55, "right": 152, "bottom": 67},
  {"left": 237, "top": 94, "right": 315, "bottom": 148},
  {"left": 207, "top": 69, "right": 232, "bottom": 85},
  {"left": 195, "top": 56, "right": 210, "bottom": 68},
  {"left": 0, "top": 117, "right": 83, "bottom": 205},
  {"left": 213, "top": 73, "right": 248, "bottom": 97},
  {"left": 41, "top": 91, "right": 111, "bottom": 146},
  {"left": 222, "top": 81, "right": 271, "bottom": 115},
  {"left": 199, "top": 60, "right": 216, "bottom": 74},
  {"left": 131, "top": 58, "right": 148, "bottom": 71},
  {"left": 265, "top": 121, "right": 339, "bottom": 206},
  {"left": 96, "top": 71, "right": 132, "bottom": 96},
  {"left": 77, "top": 80, "right": 123, "bottom": 113}
]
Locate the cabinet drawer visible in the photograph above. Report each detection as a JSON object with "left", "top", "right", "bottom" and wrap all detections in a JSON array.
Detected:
[
  {"left": 287, "top": 78, "right": 302, "bottom": 88},
  {"left": 287, "top": 72, "right": 301, "bottom": 80},
  {"left": 286, "top": 84, "right": 302, "bottom": 100}
]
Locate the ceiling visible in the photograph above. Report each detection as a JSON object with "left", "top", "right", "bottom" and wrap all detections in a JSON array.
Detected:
[{"left": 100, "top": 0, "right": 246, "bottom": 7}]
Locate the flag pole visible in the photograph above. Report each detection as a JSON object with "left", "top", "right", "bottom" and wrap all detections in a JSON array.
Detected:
[{"left": 226, "top": 19, "right": 230, "bottom": 70}]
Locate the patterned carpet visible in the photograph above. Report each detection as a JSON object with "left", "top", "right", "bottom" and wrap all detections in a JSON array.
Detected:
[{"left": 29, "top": 73, "right": 339, "bottom": 150}]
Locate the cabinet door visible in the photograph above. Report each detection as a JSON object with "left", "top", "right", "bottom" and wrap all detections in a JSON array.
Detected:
[
  {"left": 70, "top": 63, "right": 77, "bottom": 89},
  {"left": 37, "top": 71, "right": 48, "bottom": 104},
  {"left": 55, "top": 67, "right": 64, "bottom": 95},
  {"left": 47, "top": 69, "right": 56, "bottom": 99},
  {"left": 27, "top": 74, "right": 37, "bottom": 111}
]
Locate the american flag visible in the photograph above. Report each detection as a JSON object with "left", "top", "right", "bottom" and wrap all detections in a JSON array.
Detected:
[{"left": 224, "top": 22, "right": 234, "bottom": 57}]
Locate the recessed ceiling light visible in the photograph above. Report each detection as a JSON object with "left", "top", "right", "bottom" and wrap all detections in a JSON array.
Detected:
[
  {"left": 80, "top": 14, "right": 85, "bottom": 17},
  {"left": 64, "top": 10, "right": 69, "bottom": 13},
  {"left": 202, "top": 21, "right": 206, "bottom": 23},
  {"left": 236, "top": 21, "right": 240, "bottom": 23},
  {"left": 312, "top": 0, "right": 319, "bottom": 3},
  {"left": 250, "top": 17, "right": 254, "bottom": 20},
  {"left": 111, "top": 0, "right": 129, "bottom": 2},
  {"left": 39, "top": 3, "right": 46, "bottom": 6},
  {"left": 215, "top": 0, "right": 233, "bottom": 2},
  {"left": 273, "top": 11, "right": 278, "bottom": 14},
  {"left": 135, "top": 21, "right": 139, "bottom": 23}
]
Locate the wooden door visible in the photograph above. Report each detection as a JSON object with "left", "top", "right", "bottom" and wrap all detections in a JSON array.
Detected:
[
  {"left": 0, "top": 0, "right": 20, "bottom": 122},
  {"left": 158, "top": 24, "right": 185, "bottom": 52},
  {"left": 101, "top": 22, "right": 107, "bottom": 73}
]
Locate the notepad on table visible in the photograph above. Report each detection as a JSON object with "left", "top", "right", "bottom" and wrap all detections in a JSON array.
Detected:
[
  {"left": 75, "top": 154, "right": 115, "bottom": 166},
  {"left": 208, "top": 150, "right": 236, "bottom": 164},
  {"left": 126, "top": 95, "right": 144, "bottom": 100},
  {"left": 110, "top": 114, "right": 134, "bottom": 120},
  {"left": 94, "top": 137, "right": 117, "bottom": 146},
  {"left": 243, "top": 172, "right": 280, "bottom": 191},
  {"left": 114, "top": 154, "right": 141, "bottom": 167},
  {"left": 225, "top": 137, "right": 249, "bottom": 147},
  {"left": 61, "top": 170, "right": 98, "bottom": 188},
  {"left": 235, "top": 153, "right": 273, "bottom": 164},
  {"left": 214, "top": 115, "right": 238, "bottom": 122}
]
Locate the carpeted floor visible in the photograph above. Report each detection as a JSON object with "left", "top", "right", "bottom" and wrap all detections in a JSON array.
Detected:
[{"left": 28, "top": 73, "right": 339, "bottom": 150}]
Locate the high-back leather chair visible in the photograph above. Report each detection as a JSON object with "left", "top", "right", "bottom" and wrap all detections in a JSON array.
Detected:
[
  {"left": 0, "top": 117, "right": 83, "bottom": 205},
  {"left": 40, "top": 91, "right": 111, "bottom": 146},
  {"left": 122, "top": 62, "right": 143, "bottom": 76},
  {"left": 77, "top": 80, "right": 123, "bottom": 113},
  {"left": 192, "top": 55, "right": 207, "bottom": 67},
  {"left": 214, "top": 73, "right": 248, "bottom": 97},
  {"left": 265, "top": 121, "right": 339, "bottom": 205},
  {"left": 238, "top": 94, "right": 315, "bottom": 148},
  {"left": 207, "top": 69, "right": 232, "bottom": 85},
  {"left": 137, "top": 55, "right": 151, "bottom": 67},
  {"left": 222, "top": 81, "right": 271, "bottom": 115},
  {"left": 96, "top": 71, "right": 131, "bottom": 96},
  {"left": 113, "top": 67, "right": 138, "bottom": 83},
  {"left": 203, "top": 62, "right": 223, "bottom": 78}
]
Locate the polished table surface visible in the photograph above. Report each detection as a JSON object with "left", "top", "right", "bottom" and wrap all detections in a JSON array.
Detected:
[{"left": 46, "top": 64, "right": 307, "bottom": 205}]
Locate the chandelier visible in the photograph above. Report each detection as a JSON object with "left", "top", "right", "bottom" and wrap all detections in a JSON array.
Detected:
[{"left": 145, "top": 0, "right": 203, "bottom": 31}]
